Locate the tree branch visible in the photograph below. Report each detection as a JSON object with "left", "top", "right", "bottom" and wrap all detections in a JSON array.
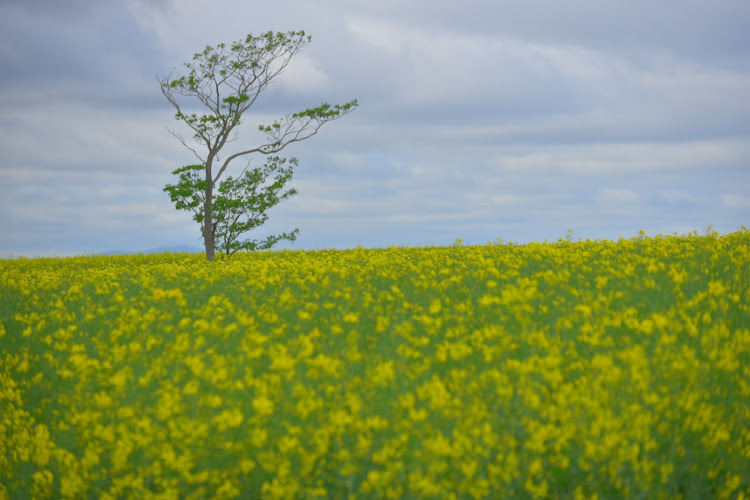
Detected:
[
  {"left": 211, "top": 100, "right": 357, "bottom": 185},
  {"left": 167, "top": 128, "right": 205, "bottom": 163}
]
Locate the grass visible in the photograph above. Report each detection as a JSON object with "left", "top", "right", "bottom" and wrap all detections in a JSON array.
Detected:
[{"left": 1, "top": 230, "right": 748, "bottom": 499}]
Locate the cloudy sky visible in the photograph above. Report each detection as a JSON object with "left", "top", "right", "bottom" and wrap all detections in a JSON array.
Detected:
[{"left": 2, "top": 0, "right": 749, "bottom": 257}]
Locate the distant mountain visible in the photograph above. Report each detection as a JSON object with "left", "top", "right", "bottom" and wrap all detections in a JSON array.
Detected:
[{"left": 100, "top": 245, "right": 203, "bottom": 256}]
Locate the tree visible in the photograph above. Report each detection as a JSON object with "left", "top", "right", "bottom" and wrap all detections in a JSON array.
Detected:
[
  {"left": 163, "top": 157, "right": 299, "bottom": 259},
  {"left": 159, "top": 30, "right": 358, "bottom": 261}
]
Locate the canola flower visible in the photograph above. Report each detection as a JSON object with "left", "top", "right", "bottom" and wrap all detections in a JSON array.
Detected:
[{"left": 1, "top": 230, "right": 749, "bottom": 499}]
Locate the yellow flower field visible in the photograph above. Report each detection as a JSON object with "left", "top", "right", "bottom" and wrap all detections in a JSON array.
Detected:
[{"left": 1, "top": 230, "right": 749, "bottom": 499}]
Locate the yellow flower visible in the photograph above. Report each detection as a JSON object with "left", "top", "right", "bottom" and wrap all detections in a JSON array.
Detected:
[
  {"left": 343, "top": 312, "right": 359, "bottom": 323},
  {"left": 252, "top": 396, "right": 274, "bottom": 416},
  {"left": 429, "top": 299, "right": 442, "bottom": 314},
  {"left": 212, "top": 408, "right": 244, "bottom": 431},
  {"left": 371, "top": 361, "right": 395, "bottom": 387}
]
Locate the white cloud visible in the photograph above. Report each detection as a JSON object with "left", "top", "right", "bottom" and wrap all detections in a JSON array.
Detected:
[
  {"left": 595, "top": 188, "right": 640, "bottom": 205},
  {"left": 345, "top": 18, "right": 405, "bottom": 55},
  {"left": 489, "top": 195, "right": 533, "bottom": 207},
  {"left": 721, "top": 195, "right": 750, "bottom": 209},
  {"left": 486, "top": 139, "right": 750, "bottom": 176},
  {"left": 276, "top": 54, "right": 331, "bottom": 95},
  {"left": 0, "top": 100, "right": 180, "bottom": 174},
  {"left": 660, "top": 190, "right": 697, "bottom": 204}
]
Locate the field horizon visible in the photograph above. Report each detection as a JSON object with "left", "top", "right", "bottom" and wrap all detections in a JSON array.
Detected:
[{"left": 3, "top": 225, "right": 746, "bottom": 262}]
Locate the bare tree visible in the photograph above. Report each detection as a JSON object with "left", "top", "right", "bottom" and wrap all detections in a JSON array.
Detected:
[{"left": 159, "top": 30, "right": 357, "bottom": 261}]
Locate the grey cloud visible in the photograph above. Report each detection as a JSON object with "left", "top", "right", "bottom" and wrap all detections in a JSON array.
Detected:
[
  {"left": 0, "top": 0, "right": 169, "bottom": 107},
  {"left": 1, "top": 0, "right": 748, "bottom": 256},
  {"left": 328, "top": 0, "right": 750, "bottom": 69}
]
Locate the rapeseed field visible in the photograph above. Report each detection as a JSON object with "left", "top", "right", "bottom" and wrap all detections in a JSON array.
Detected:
[{"left": 1, "top": 230, "right": 748, "bottom": 499}]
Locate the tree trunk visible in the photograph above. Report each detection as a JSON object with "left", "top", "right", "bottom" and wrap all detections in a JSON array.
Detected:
[
  {"left": 204, "top": 190, "right": 215, "bottom": 262},
  {"left": 204, "top": 157, "right": 216, "bottom": 262}
]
